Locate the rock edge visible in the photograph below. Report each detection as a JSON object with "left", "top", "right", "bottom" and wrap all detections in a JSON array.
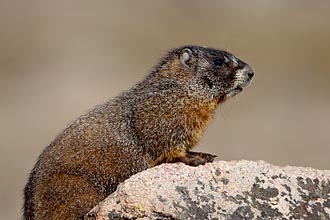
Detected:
[{"left": 86, "top": 160, "right": 330, "bottom": 220}]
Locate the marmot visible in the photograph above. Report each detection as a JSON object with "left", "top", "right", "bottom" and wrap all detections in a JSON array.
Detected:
[{"left": 23, "top": 45, "right": 254, "bottom": 219}]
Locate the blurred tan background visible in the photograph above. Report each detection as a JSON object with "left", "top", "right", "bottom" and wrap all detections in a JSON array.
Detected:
[{"left": 0, "top": 0, "right": 329, "bottom": 219}]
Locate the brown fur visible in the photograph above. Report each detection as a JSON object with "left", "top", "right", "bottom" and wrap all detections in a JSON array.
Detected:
[{"left": 23, "top": 45, "right": 253, "bottom": 219}]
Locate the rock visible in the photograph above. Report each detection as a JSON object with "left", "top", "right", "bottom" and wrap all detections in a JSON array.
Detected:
[{"left": 85, "top": 160, "right": 330, "bottom": 220}]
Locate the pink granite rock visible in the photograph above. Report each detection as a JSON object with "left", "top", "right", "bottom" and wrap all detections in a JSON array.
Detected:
[{"left": 85, "top": 160, "right": 330, "bottom": 220}]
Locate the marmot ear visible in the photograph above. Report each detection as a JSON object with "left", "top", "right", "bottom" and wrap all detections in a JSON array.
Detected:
[{"left": 180, "top": 48, "right": 193, "bottom": 67}]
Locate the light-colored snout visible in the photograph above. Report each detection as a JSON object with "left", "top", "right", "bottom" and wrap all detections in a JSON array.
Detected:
[
  {"left": 226, "top": 65, "right": 254, "bottom": 98},
  {"left": 235, "top": 65, "right": 254, "bottom": 88}
]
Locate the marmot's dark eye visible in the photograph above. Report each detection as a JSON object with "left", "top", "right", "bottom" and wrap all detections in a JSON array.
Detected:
[{"left": 213, "top": 59, "right": 225, "bottom": 66}]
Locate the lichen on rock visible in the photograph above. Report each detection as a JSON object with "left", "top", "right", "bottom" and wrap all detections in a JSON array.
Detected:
[{"left": 85, "top": 160, "right": 330, "bottom": 220}]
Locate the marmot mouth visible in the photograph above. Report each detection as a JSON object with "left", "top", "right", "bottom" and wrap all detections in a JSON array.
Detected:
[
  {"left": 224, "top": 85, "right": 244, "bottom": 98},
  {"left": 229, "top": 85, "right": 243, "bottom": 94},
  {"left": 233, "top": 86, "right": 243, "bottom": 93}
]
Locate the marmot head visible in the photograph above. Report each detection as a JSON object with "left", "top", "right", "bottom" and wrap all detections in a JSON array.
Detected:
[{"left": 154, "top": 45, "right": 254, "bottom": 101}]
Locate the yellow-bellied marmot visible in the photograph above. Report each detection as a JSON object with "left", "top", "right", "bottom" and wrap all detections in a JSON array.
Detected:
[{"left": 23, "top": 45, "right": 254, "bottom": 219}]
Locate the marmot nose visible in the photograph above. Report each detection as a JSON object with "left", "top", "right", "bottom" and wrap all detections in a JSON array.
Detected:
[{"left": 247, "top": 71, "right": 254, "bottom": 78}]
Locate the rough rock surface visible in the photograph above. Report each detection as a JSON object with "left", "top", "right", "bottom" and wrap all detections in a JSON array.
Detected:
[{"left": 85, "top": 160, "right": 330, "bottom": 220}]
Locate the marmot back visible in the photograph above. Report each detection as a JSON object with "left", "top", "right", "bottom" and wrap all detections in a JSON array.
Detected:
[{"left": 23, "top": 45, "right": 254, "bottom": 219}]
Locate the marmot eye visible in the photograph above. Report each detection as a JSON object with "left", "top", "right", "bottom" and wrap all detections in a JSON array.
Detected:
[{"left": 213, "top": 59, "right": 225, "bottom": 66}]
